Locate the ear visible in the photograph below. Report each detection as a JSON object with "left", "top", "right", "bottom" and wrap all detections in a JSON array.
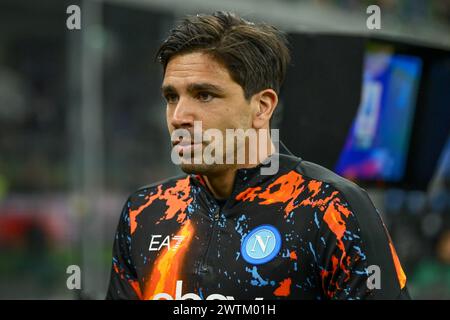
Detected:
[{"left": 252, "top": 89, "right": 278, "bottom": 129}]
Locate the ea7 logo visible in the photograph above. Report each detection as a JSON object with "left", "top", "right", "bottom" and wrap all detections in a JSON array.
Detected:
[{"left": 149, "top": 235, "right": 185, "bottom": 251}]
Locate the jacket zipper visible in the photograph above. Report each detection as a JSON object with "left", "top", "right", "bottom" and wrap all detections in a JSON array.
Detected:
[{"left": 198, "top": 205, "right": 221, "bottom": 274}]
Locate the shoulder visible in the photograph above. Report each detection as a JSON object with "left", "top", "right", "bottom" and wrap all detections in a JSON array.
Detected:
[
  {"left": 295, "top": 159, "right": 379, "bottom": 220},
  {"left": 119, "top": 174, "right": 191, "bottom": 235},
  {"left": 127, "top": 174, "right": 189, "bottom": 204},
  {"left": 295, "top": 160, "right": 408, "bottom": 297},
  {"left": 293, "top": 159, "right": 389, "bottom": 260}
]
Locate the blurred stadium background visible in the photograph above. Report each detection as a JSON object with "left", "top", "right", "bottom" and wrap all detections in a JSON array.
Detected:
[{"left": 0, "top": 0, "right": 449, "bottom": 299}]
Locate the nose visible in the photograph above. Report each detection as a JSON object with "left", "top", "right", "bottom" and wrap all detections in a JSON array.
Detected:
[{"left": 170, "top": 97, "right": 195, "bottom": 129}]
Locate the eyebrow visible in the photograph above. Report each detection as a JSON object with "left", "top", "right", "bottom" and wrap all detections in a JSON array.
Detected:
[{"left": 161, "top": 83, "right": 225, "bottom": 96}]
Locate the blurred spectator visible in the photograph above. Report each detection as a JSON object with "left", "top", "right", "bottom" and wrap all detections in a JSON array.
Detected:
[{"left": 409, "top": 228, "right": 450, "bottom": 299}]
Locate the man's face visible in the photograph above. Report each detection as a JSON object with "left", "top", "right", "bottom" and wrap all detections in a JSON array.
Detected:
[{"left": 162, "top": 51, "right": 257, "bottom": 175}]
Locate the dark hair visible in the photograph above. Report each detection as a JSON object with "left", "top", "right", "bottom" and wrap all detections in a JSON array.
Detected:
[{"left": 156, "top": 11, "right": 291, "bottom": 100}]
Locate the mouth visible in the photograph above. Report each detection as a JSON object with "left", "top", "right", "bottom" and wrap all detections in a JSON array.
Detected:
[
  {"left": 172, "top": 140, "right": 203, "bottom": 155},
  {"left": 172, "top": 139, "right": 198, "bottom": 147}
]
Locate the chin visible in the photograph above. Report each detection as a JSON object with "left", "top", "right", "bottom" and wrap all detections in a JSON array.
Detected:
[
  {"left": 180, "top": 163, "right": 209, "bottom": 175},
  {"left": 179, "top": 163, "right": 233, "bottom": 176}
]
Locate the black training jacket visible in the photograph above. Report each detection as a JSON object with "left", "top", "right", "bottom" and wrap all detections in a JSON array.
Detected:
[{"left": 106, "top": 153, "right": 410, "bottom": 300}]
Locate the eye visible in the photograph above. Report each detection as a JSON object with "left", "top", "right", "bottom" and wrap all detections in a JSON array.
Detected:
[
  {"left": 165, "top": 93, "right": 179, "bottom": 104},
  {"left": 197, "top": 92, "right": 214, "bottom": 102}
]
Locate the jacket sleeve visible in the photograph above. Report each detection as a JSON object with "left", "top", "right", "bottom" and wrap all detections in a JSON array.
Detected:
[
  {"left": 315, "top": 186, "right": 410, "bottom": 300},
  {"left": 105, "top": 198, "right": 143, "bottom": 300}
]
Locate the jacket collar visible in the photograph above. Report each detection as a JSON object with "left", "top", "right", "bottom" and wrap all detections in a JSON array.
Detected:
[{"left": 190, "top": 153, "right": 302, "bottom": 208}]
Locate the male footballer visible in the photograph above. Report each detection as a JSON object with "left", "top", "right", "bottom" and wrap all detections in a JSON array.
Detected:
[{"left": 106, "top": 11, "right": 409, "bottom": 300}]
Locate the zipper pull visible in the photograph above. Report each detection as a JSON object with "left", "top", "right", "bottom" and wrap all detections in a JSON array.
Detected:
[{"left": 214, "top": 209, "right": 220, "bottom": 220}]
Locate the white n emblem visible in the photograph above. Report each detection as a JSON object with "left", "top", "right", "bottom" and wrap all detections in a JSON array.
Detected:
[{"left": 251, "top": 234, "right": 272, "bottom": 253}]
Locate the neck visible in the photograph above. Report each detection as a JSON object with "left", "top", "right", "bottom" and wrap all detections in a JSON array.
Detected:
[
  {"left": 202, "top": 132, "right": 276, "bottom": 200},
  {"left": 203, "top": 170, "right": 236, "bottom": 200}
]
